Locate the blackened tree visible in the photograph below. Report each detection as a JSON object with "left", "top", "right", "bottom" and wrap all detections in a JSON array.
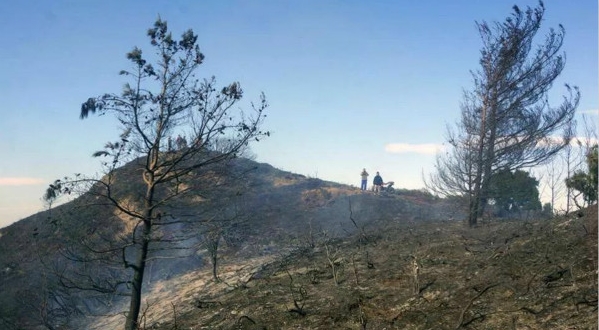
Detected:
[
  {"left": 45, "top": 19, "right": 268, "bottom": 330},
  {"left": 428, "top": 1, "right": 578, "bottom": 226}
]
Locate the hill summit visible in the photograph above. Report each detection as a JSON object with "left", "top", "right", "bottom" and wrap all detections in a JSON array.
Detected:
[{"left": 0, "top": 156, "right": 596, "bottom": 329}]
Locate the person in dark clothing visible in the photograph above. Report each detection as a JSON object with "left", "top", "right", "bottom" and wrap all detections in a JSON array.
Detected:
[{"left": 373, "top": 172, "right": 383, "bottom": 193}]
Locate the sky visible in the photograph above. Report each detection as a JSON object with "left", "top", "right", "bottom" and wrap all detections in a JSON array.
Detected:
[{"left": 0, "top": 0, "right": 597, "bottom": 228}]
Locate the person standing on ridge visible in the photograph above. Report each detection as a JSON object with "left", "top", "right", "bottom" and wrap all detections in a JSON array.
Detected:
[
  {"left": 360, "top": 168, "right": 369, "bottom": 191},
  {"left": 373, "top": 171, "right": 383, "bottom": 194}
]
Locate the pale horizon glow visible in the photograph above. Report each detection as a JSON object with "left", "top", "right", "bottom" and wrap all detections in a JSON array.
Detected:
[
  {"left": 0, "top": 177, "right": 45, "bottom": 186},
  {"left": 385, "top": 143, "right": 445, "bottom": 155},
  {"left": 579, "top": 108, "right": 599, "bottom": 116},
  {"left": 538, "top": 135, "right": 599, "bottom": 147},
  {"left": 570, "top": 136, "right": 599, "bottom": 147}
]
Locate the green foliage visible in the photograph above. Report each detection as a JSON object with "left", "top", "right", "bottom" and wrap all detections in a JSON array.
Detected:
[
  {"left": 565, "top": 145, "right": 598, "bottom": 204},
  {"left": 488, "top": 168, "right": 542, "bottom": 217}
]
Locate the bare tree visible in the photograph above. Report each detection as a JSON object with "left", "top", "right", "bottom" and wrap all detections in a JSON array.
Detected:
[
  {"left": 561, "top": 141, "right": 579, "bottom": 213},
  {"left": 426, "top": 119, "right": 479, "bottom": 199},
  {"left": 197, "top": 197, "right": 249, "bottom": 282},
  {"left": 553, "top": 114, "right": 598, "bottom": 213},
  {"left": 13, "top": 240, "right": 80, "bottom": 330},
  {"left": 428, "top": 2, "right": 579, "bottom": 226},
  {"left": 540, "top": 156, "right": 566, "bottom": 214},
  {"left": 44, "top": 19, "right": 268, "bottom": 330}
]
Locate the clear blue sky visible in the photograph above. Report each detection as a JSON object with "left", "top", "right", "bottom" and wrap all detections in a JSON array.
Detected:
[{"left": 1, "top": 0, "right": 597, "bottom": 228}]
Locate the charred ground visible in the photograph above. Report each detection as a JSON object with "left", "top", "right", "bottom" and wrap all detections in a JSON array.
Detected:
[{"left": 0, "top": 156, "right": 596, "bottom": 329}]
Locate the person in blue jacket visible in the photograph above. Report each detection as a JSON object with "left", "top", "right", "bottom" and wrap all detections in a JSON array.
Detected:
[{"left": 373, "top": 172, "right": 383, "bottom": 193}]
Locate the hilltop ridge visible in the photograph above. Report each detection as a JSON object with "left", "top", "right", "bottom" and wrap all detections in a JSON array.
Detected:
[{"left": 0, "top": 156, "right": 595, "bottom": 329}]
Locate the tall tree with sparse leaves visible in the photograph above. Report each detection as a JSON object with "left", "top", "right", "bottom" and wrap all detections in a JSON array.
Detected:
[
  {"left": 428, "top": 1, "right": 578, "bottom": 226},
  {"left": 45, "top": 19, "right": 268, "bottom": 330}
]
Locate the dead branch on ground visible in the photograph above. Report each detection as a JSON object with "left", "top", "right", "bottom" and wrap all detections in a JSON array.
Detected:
[
  {"left": 286, "top": 271, "right": 307, "bottom": 316},
  {"left": 454, "top": 283, "right": 499, "bottom": 329}
]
